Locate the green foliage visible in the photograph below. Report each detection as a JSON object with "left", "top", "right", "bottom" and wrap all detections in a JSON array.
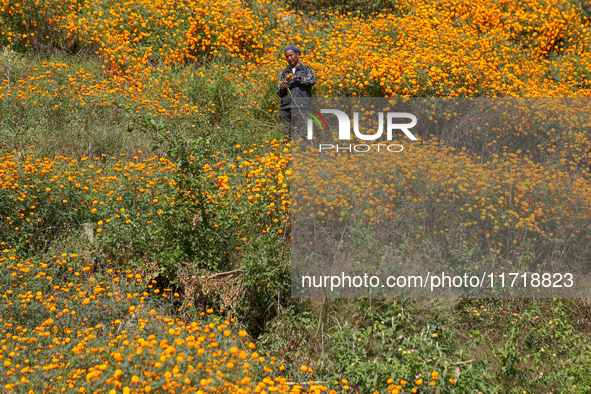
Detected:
[
  {"left": 121, "top": 101, "right": 293, "bottom": 337},
  {"left": 316, "top": 300, "right": 498, "bottom": 393},
  {"left": 254, "top": 297, "right": 591, "bottom": 393},
  {"left": 239, "top": 234, "right": 292, "bottom": 335}
]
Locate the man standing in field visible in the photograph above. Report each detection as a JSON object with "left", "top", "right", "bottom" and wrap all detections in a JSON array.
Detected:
[{"left": 277, "top": 45, "right": 316, "bottom": 139}]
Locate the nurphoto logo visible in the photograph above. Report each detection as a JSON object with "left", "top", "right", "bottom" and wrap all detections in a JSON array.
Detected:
[{"left": 305, "top": 109, "right": 418, "bottom": 153}]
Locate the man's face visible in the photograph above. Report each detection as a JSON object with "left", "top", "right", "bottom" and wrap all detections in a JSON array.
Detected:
[{"left": 284, "top": 50, "right": 300, "bottom": 68}]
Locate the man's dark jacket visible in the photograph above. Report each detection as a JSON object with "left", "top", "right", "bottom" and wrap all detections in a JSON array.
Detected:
[{"left": 277, "top": 62, "right": 316, "bottom": 109}]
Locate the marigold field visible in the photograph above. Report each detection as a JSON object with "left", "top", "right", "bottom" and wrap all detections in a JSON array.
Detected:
[{"left": 1, "top": 0, "right": 591, "bottom": 393}]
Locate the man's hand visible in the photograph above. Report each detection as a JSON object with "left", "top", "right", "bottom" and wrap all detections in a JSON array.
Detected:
[{"left": 281, "top": 73, "right": 294, "bottom": 88}]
